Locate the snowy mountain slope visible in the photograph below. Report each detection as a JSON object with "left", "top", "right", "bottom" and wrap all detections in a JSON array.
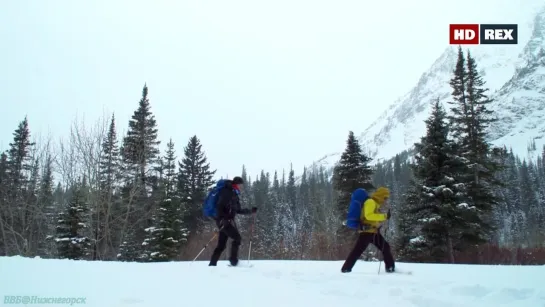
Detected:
[
  {"left": 355, "top": 6, "right": 545, "bottom": 164},
  {"left": 489, "top": 9, "right": 545, "bottom": 159},
  {"left": 1, "top": 256, "right": 544, "bottom": 307}
]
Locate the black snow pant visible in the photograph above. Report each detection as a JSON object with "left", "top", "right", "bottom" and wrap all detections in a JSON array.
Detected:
[
  {"left": 341, "top": 231, "right": 395, "bottom": 272},
  {"left": 209, "top": 221, "right": 241, "bottom": 266}
]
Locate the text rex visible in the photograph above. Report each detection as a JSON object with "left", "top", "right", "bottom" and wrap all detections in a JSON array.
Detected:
[{"left": 449, "top": 24, "right": 518, "bottom": 45}]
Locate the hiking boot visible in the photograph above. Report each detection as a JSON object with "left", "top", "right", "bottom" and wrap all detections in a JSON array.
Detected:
[
  {"left": 341, "top": 269, "right": 351, "bottom": 273},
  {"left": 386, "top": 267, "right": 395, "bottom": 273},
  {"left": 229, "top": 258, "right": 239, "bottom": 266}
]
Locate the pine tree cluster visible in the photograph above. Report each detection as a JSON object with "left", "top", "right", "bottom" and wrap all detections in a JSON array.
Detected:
[{"left": 0, "top": 85, "right": 214, "bottom": 261}]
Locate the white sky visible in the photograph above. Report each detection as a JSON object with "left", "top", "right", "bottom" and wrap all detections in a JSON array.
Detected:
[{"left": 0, "top": 0, "right": 537, "bottom": 180}]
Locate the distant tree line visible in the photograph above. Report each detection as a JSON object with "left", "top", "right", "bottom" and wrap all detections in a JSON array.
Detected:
[{"left": 0, "top": 47, "right": 543, "bottom": 264}]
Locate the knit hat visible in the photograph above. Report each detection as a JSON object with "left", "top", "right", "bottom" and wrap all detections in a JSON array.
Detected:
[
  {"left": 371, "top": 187, "right": 390, "bottom": 204},
  {"left": 232, "top": 176, "right": 244, "bottom": 185}
]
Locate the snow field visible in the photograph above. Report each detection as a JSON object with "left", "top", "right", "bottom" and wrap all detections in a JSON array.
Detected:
[{"left": 0, "top": 256, "right": 543, "bottom": 307}]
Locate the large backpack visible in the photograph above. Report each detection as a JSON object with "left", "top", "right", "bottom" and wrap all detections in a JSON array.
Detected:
[
  {"left": 345, "top": 188, "right": 369, "bottom": 229},
  {"left": 203, "top": 179, "right": 227, "bottom": 218}
]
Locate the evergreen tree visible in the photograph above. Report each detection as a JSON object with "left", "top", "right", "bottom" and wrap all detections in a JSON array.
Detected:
[
  {"left": 238, "top": 165, "right": 255, "bottom": 213},
  {"left": 447, "top": 47, "right": 500, "bottom": 245},
  {"left": 267, "top": 170, "right": 282, "bottom": 255},
  {"left": 177, "top": 135, "right": 215, "bottom": 233},
  {"left": 120, "top": 84, "right": 161, "bottom": 247},
  {"left": 142, "top": 139, "right": 188, "bottom": 262},
  {"left": 4, "top": 117, "right": 36, "bottom": 255},
  {"left": 252, "top": 170, "right": 273, "bottom": 257},
  {"left": 447, "top": 46, "right": 469, "bottom": 144},
  {"left": 489, "top": 147, "right": 513, "bottom": 246},
  {"left": 276, "top": 166, "right": 297, "bottom": 255},
  {"left": 286, "top": 165, "right": 297, "bottom": 211},
  {"left": 121, "top": 84, "right": 161, "bottom": 185},
  {"left": 6, "top": 117, "right": 35, "bottom": 188},
  {"left": 94, "top": 114, "right": 121, "bottom": 260},
  {"left": 117, "top": 227, "right": 140, "bottom": 261},
  {"left": 162, "top": 139, "right": 178, "bottom": 195},
  {"left": 331, "top": 131, "right": 374, "bottom": 254},
  {"left": 332, "top": 130, "right": 374, "bottom": 242},
  {"left": 54, "top": 182, "right": 91, "bottom": 260},
  {"left": 0, "top": 152, "right": 6, "bottom": 255},
  {"left": 36, "top": 153, "right": 55, "bottom": 257},
  {"left": 333, "top": 131, "right": 374, "bottom": 207},
  {"left": 296, "top": 168, "right": 312, "bottom": 257},
  {"left": 99, "top": 114, "right": 121, "bottom": 192},
  {"left": 399, "top": 99, "right": 473, "bottom": 263},
  {"left": 520, "top": 160, "right": 540, "bottom": 246},
  {"left": 395, "top": 177, "right": 424, "bottom": 261},
  {"left": 387, "top": 154, "right": 403, "bottom": 238}
]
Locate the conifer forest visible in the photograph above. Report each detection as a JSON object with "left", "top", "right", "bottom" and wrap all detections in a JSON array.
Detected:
[{"left": 1, "top": 46, "right": 544, "bottom": 265}]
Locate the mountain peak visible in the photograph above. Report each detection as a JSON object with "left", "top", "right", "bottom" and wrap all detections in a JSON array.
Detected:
[
  {"left": 307, "top": 5, "right": 545, "bottom": 172},
  {"left": 357, "top": 6, "right": 545, "bottom": 164}
]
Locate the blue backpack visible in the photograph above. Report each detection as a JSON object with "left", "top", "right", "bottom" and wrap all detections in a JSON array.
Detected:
[
  {"left": 346, "top": 188, "right": 369, "bottom": 229},
  {"left": 203, "top": 179, "right": 227, "bottom": 218}
]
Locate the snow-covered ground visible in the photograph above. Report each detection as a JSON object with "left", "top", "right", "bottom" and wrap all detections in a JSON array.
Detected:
[{"left": 1, "top": 256, "right": 543, "bottom": 307}]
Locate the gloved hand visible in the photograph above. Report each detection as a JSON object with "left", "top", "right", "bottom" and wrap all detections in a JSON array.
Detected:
[
  {"left": 251, "top": 207, "right": 258, "bottom": 213},
  {"left": 386, "top": 209, "right": 391, "bottom": 220}
]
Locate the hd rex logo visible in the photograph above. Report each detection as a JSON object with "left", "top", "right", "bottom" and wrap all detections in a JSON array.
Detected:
[{"left": 449, "top": 24, "right": 518, "bottom": 45}]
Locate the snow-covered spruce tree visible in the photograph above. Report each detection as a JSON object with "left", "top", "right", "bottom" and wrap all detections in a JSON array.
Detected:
[
  {"left": 333, "top": 131, "right": 374, "bottom": 219},
  {"left": 317, "top": 165, "right": 340, "bottom": 258},
  {"left": 117, "top": 227, "right": 140, "bottom": 261},
  {"left": 520, "top": 160, "right": 540, "bottom": 246},
  {"left": 2, "top": 117, "right": 36, "bottom": 255},
  {"left": 252, "top": 170, "right": 274, "bottom": 258},
  {"left": 55, "top": 182, "right": 91, "bottom": 260},
  {"left": 119, "top": 84, "right": 162, "bottom": 248},
  {"left": 239, "top": 165, "right": 255, "bottom": 209},
  {"left": 265, "top": 170, "right": 283, "bottom": 258},
  {"left": 0, "top": 152, "right": 7, "bottom": 255},
  {"left": 395, "top": 176, "right": 427, "bottom": 261},
  {"left": 332, "top": 131, "right": 374, "bottom": 250},
  {"left": 121, "top": 84, "right": 161, "bottom": 185},
  {"left": 489, "top": 146, "right": 514, "bottom": 246},
  {"left": 383, "top": 154, "right": 406, "bottom": 241},
  {"left": 528, "top": 159, "right": 544, "bottom": 246},
  {"left": 94, "top": 113, "right": 122, "bottom": 260},
  {"left": 498, "top": 148, "right": 523, "bottom": 246},
  {"left": 400, "top": 99, "right": 480, "bottom": 263},
  {"left": 447, "top": 47, "right": 502, "bottom": 245},
  {"left": 176, "top": 135, "right": 215, "bottom": 234},
  {"left": 333, "top": 131, "right": 374, "bottom": 204},
  {"left": 294, "top": 168, "right": 312, "bottom": 259},
  {"left": 141, "top": 139, "right": 188, "bottom": 262},
  {"left": 283, "top": 166, "right": 299, "bottom": 254},
  {"left": 536, "top": 146, "right": 545, "bottom": 244},
  {"left": 272, "top": 169, "right": 296, "bottom": 258},
  {"left": 36, "top": 153, "right": 56, "bottom": 258}
]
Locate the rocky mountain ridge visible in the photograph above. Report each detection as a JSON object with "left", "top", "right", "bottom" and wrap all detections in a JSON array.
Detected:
[{"left": 309, "top": 5, "right": 545, "bottom": 173}]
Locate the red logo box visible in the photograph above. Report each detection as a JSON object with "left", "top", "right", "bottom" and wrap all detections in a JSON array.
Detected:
[{"left": 449, "top": 24, "right": 479, "bottom": 44}]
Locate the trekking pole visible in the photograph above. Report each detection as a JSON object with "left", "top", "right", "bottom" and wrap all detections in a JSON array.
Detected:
[
  {"left": 377, "top": 219, "right": 390, "bottom": 274},
  {"left": 377, "top": 229, "right": 382, "bottom": 274},
  {"left": 247, "top": 212, "right": 256, "bottom": 265},
  {"left": 192, "top": 226, "right": 223, "bottom": 262}
]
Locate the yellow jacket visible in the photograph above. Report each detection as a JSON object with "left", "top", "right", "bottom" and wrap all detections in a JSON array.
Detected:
[{"left": 359, "top": 187, "right": 389, "bottom": 233}]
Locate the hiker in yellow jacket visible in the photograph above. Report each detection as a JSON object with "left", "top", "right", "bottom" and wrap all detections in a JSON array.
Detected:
[{"left": 341, "top": 187, "right": 395, "bottom": 273}]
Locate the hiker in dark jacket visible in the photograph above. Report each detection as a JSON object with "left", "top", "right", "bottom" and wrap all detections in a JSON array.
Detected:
[{"left": 209, "top": 176, "right": 257, "bottom": 266}]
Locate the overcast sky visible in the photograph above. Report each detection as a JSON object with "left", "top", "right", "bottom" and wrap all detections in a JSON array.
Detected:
[{"left": 0, "top": 0, "right": 539, "bottom": 180}]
